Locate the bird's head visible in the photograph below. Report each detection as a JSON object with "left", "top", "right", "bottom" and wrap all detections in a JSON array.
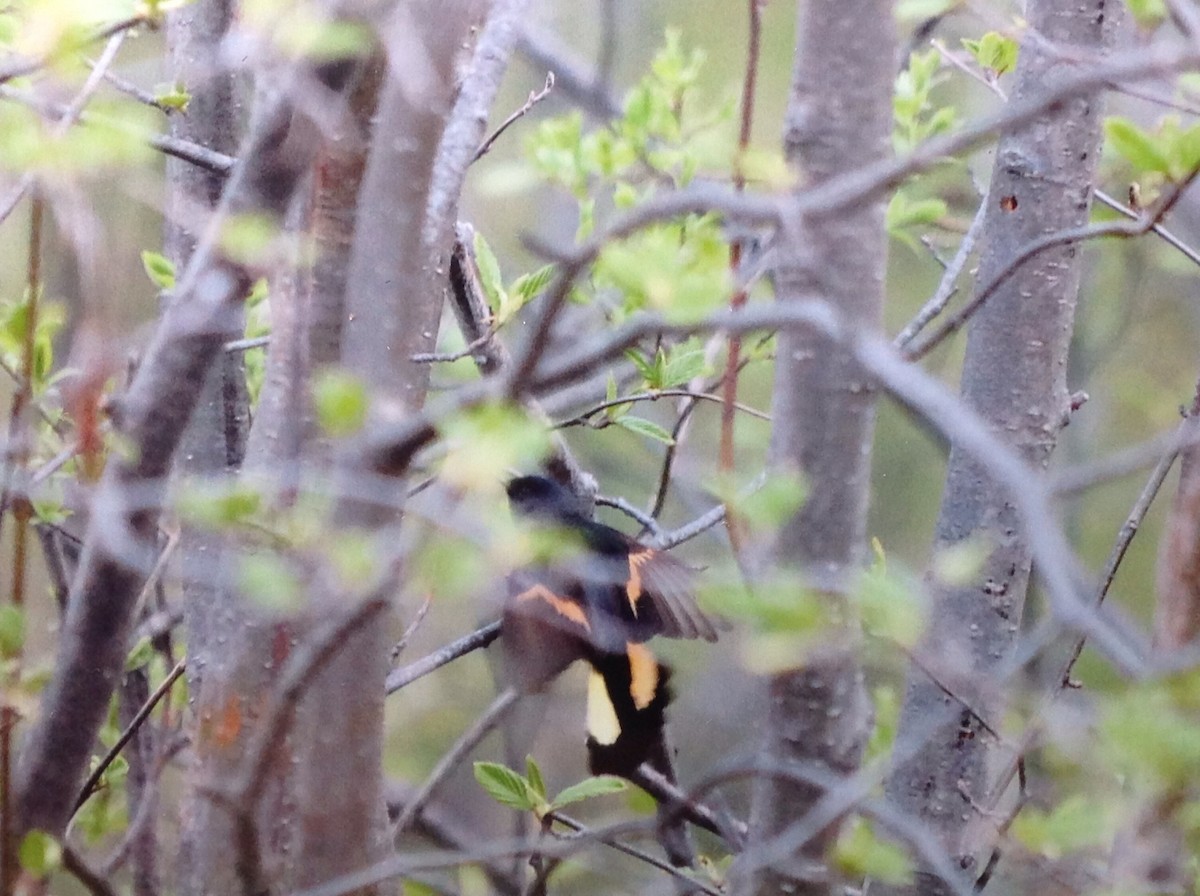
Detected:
[{"left": 505, "top": 475, "right": 584, "bottom": 525}]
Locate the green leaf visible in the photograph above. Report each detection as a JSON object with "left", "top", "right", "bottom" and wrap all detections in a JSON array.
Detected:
[
  {"left": 237, "top": 553, "right": 305, "bottom": 613},
  {"left": 18, "top": 830, "right": 62, "bottom": 876},
  {"left": 834, "top": 818, "right": 912, "bottom": 884},
  {"left": 625, "top": 348, "right": 657, "bottom": 384},
  {"left": 615, "top": 415, "right": 675, "bottom": 445},
  {"left": 140, "top": 250, "right": 175, "bottom": 290},
  {"left": 0, "top": 605, "right": 24, "bottom": 659},
  {"left": 1170, "top": 121, "right": 1200, "bottom": 180},
  {"left": 961, "top": 32, "right": 1018, "bottom": 75},
  {"left": 176, "top": 483, "right": 263, "bottom": 529},
  {"left": 661, "top": 344, "right": 707, "bottom": 388},
  {"left": 125, "top": 635, "right": 154, "bottom": 672},
  {"left": 1125, "top": 0, "right": 1167, "bottom": 28},
  {"left": 525, "top": 755, "right": 547, "bottom": 800},
  {"left": 312, "top": 368, "right": 368, "bottom": 437},
  {"left": 510, "top": 264, "right": 556, "bottom": 301},
  {"left": 152, "top": 81, "right": 191, "bottom": 112},
  {"left": 474, "top": 761, "right": 538, "bottom": 812},
  {"left": 440, "top": 402, "right": 551, "bottom": 490},
  {"left": 1105, "top": 116, "right": 1172, "bottom": 175},
  {"left": 550, "top": 775, "right": 628, "bottom": 810},
  {"left": 219, "top": 213, "right": 279, "bottom": 266},
  {"left": 1011, "top": 795, "right": 1115, "bottom": 858},
  {"left": 731, "top": 471, "right": 808, "bottom": 530},
  {"left": 856, "top": 563, "right": 927, "bottom": 648},
  {"left": 473, "top": 231, "right": 506, "bottom": 316},
  {"left": 886, "top": 194, "right": 948, "bottom": 233}
]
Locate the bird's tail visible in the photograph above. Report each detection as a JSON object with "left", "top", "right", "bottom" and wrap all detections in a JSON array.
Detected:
[{"left": 585, "top": 646, "right": 696, "bottom": 869}]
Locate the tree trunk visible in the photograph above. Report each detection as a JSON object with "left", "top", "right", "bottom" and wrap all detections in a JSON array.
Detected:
[
  {"left": 881, "top": 3, "right": 1114, "bottom": 894},
  {"left": 738, "top": 1, "right": 894, "bottom": 893}
]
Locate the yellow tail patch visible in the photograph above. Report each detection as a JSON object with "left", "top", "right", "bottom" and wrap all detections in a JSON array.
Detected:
[
  {"left": 626, "top": 642, "right": 659, "bottom": 710},
  {"left": 586, "top": 670, "right": 621, "bottom": 746}
]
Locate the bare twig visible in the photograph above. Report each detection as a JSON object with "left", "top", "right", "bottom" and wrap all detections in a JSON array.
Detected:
[
  {"left": 71, "top": 660, "right": 186, "bottom": 816},
  {"left": 1093, "top": 187, "right": 1200, "bottom": 268},
  {"left": 717, "top": 0, "right": 764, "bottom": 559},
  {"left": 653, "top": 504, "right": 728, "bottom": 551},
  {"left": 1051, "top": 423, "right": 1200, "bottom": 495},
  {"left": 391, "top": 596, "right": 433, "bottom": 661},
  {"left": 473, "top": 72, "right": 555, "bottom": 162},
  {"left": 984, "top": 409, "right": 1199, "bottom": 813},
  {"left": 904, "top": 166, "right": 1200, "bottom": 360},
  {"left": 0, "top": 14, "right": 145, "bottom": 86},
  {"left": 0, "top": 85, "right": 236, "bottom": 178},
  {"left": 62, "top": 843, "right": 120, "bottom": 896},
  {"left": 386, "top": 621, "right": 503, "bottom": 694},
  {"left": 412, "top": 332, "right": 495, "bottom": 364},
  {"left": 0, "top": 32, "right": 128, "bottom": 227},
  {"left": 222, "top": 335, "right": 270, "bottom": 353},
  {"left": 595, "top": 493, "right": 664, "bottom": 538},
  {"left": 393, "top": 688, "right": 519, "bottom": 837},
  {"left": 516, "top": 25, "right": 621, "bottom": 119},
  {"left": 894, "top": 183, "right": 990, "bottom": 349},
  {"left": 548, "top": 811, "right": 720, "bottom": 896},
  {"left": 555, "top": 388, "right": 769, "bottom": 428}
]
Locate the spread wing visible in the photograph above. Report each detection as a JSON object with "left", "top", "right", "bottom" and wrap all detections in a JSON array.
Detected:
[
  {"left": 502, "top": 570, "right": 592, "bottom": 691},
  {"left": 623, "top": 544, "right": 721, "bottom": 643}
]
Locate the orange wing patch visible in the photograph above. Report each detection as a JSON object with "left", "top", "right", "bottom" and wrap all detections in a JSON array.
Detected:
[
  {"left": 515, "top": 583, "right": 590, "bottom": 631},
  {"left": 626, "top": 642, "right": 660, "bottom": 710},
  {"left": 626, "top": 549, "right": 653, "bottom": 617}
]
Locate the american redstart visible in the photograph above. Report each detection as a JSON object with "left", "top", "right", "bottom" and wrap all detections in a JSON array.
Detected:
[{"left": 501, "top": 474, "right": 721, "bottom": 867}]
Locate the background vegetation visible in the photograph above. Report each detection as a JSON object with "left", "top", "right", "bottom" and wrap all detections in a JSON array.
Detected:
[{"left": 2, "top": 0, "right": 1200, "bottom": 894}]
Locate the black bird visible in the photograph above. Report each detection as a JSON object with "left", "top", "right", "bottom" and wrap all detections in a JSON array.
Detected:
[{"left": 501, "top": 474, "right": 720, "bottom": 867}]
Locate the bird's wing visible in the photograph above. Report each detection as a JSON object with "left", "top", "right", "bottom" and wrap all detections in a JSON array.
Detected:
[{"left": 623, "top": 544, "right": 722, "bottom": 642}]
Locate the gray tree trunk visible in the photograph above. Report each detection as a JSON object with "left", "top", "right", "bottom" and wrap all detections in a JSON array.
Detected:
[
  {"left": 167, "top": 0, "right": 249, "bottom": 690},
  {"left": 738, "top": 1, "right": 894, "bottom": 893},
  {"left": 881, "top": 3, "right": 1115, "bottom": 894}
]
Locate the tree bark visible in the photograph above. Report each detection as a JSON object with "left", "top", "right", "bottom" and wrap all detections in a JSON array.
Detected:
[
  {"left": 881, "top": 3, "right": 1115, "bottom": 894},
  {"left": 739, "top": 1, "right": 894, "bottom": 893},
  {"left": 167, "top": 0, "right": 248, "bottom": 692}
]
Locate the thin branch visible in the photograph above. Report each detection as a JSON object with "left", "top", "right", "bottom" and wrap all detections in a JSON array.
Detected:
[
  {"left": 984, "top": 409, "right": 1199, "bottom": 812},
  {"left": 392, "top": 688, "right": 519, "bottom": 838},
  {"left": 595, "top": 493, "right": 663, "bottom": 538},
  {"left": 71, "top": 660, "right": 186, "bottom": 816},
  {"left": 548, "top": 811, "right": 720, "bottom": 896},
  {"left": 0, "top": 85, "right": 236, "bottom": 176},
  {"left": 554, "top": 388, "right": 770, "bottom": 428},
  {"left": 62, "top": 843, "right": 120, "bottom": 896},
  {"left": 473, "top": 72, "right": 555, "bottom": 162},
  {"left": 653, "top": 503, "right": 728, "bottom": 551},
  {"left": 412, "top": 332, "right": 495, "bottom": 364},
  {"left": 1093, "top": 187, "right": 1200, "bottom": 268},
  {"left": 516, "top": 24, "right": 621, "bottom": 119},
  {"left": 793, "top": 41, "right": 1200, "bottom": 222},
  {"left": 391, "top": 596, "right": 433, "bottom": 662},
  {"left": 718, "top": 0, "right": 764, "bottom": 558},
  {"left": 0, "top": 13, "right": 146, "bottom": 86},
  {"left": 904, "top": 165, "right": 1200, "bottom": 360},
  {"left": 93, "top": 64, "right": 177, "bottom": 114},
  {"left": 1050, "top": 423, "right": 1200, "bottom": 495},
  {"left": 222, "top": 335, "right": 270, "bottom": 353},
  {"left": 386, "top": 622, "right": 503, "bottom": 694},
  {"left": 0, "top": 31, "right": 127, "bottom": 228},
  {"left": 894, "top": 183, "right": 991, "bottom": 349}
]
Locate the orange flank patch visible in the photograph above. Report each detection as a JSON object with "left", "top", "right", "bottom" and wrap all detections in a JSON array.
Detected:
[
  {"left": 626, "top": 642, "right": 659, "bottom": 710},
  {"left": 516, "top": 584, "right": 590, "bottom": 631},
  {"left": 626, "top": 549, "right": 653, "bottom": 616}
]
